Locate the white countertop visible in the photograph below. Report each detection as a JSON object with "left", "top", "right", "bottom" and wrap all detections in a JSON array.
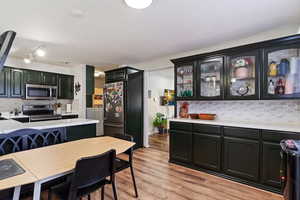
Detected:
[
  {"left": 0, "top": 112, "right": 79, "bottom": 119},
  {"left": 0, "top": 118, "right": 99, "bottom": 134},
  {"left": 169, "top": 118, "right": 300, "bottom": 133}
]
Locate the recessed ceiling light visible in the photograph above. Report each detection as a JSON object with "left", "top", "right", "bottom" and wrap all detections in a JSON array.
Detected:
[
  {"left": 23, "top": 58, "right": 31, "bottom": 64},
  {"left": 35, "top": 48, "right": 46, "bottom": 57},
  {"left": 124, "top": 0, "right": 152, "bottom": 9}
]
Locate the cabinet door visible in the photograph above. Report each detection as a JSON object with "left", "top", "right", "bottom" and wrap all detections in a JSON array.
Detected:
[
  {"left": 0, "top": 67, "right": 10, "bottom": 97},
  {"left": 224, "top": 137, "right": 259, "bottom": 181},
  {"left": 24, "top": 70, "right": 43, "bottom": 85},
  {"left": 263, "top": 43, "right": 300, "bottom": 99},
  {"left": 226, "top": 50, "right": 260, "bottom": 100},
  {"left": 197, "top": 57, "right": 224, "bottom": 100},
  {"left": 170, "top": 130, "right": 193, "bottom": 163},
  {"left": 261, "top": 142, "right": 281, "bottom": 188},
  {"left": 10, "top": 69, "right": 24, "bottom": 98},
  {"left": 86, "top": 65, "right": 95, "bottom": 95},
  {"left": 58, "top": 75, "right": 74, "bottom": 99},
  {"left": 175, "top": 62, "right": 196, "bottom": 99},
  {"left": 193, "top": 133, "right": 221, "bottom": 171},
  {"left": 43, "top": 72, "right": 57, "bottom": 86}
]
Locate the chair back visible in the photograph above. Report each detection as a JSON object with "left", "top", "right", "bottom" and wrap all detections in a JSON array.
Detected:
[
  {"left": 111, "top": 134, "right": 134, "bottom": 155},
  {"left": 68, "top": 149, "right": 116, "bottom": 200}
]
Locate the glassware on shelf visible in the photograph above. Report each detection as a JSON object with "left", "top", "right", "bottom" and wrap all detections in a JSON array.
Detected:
[
  {"left": 229, "top": 56, "right": 256, "bottom": 97},
  {"left": 266, "top": 48, "right": 300, "bottom": 97},
  {"left": 176, "top": 65, "right": 193, "bottom": 97},
  {"left": 200, "top": 58, "right": 222, "bottom": 97}
]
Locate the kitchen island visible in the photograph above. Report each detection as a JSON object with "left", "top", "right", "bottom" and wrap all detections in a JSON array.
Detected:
[
  {"left": 0, "top": 118, "right": 99, "bottom": 141},
  {"left": 169, "top": 118, "right": 300, "bottom": 194}
]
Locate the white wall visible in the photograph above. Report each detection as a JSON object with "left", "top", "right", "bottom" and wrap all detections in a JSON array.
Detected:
[{"left": 1, "top": 57, "right": 86, "bottom": 117}]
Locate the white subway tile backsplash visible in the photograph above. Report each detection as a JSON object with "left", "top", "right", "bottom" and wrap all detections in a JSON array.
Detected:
[{"left": 177, "top": 100, "right": 300, "bottom": 124}]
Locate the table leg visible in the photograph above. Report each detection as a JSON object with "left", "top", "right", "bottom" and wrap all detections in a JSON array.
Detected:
[
  {"left": 33, "top": 181, "right": 42, "bottom": 200},
  {"left": 12, "top": 186, "right": 21, "bottom": 200}
]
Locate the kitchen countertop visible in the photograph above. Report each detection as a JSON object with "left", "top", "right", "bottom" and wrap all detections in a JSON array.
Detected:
[
  {"left": 0, "top": 118, "right": 99, "bottom": 134},
  {"left": 169, "top": 118, "right": 300, "bottom": 133},
  {"left": 0, "top": 112, "right": 79, "bottom": 119}
]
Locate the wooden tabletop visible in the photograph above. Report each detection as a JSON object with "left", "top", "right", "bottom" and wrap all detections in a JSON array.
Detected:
[
  {"left": 0, "top": 155, "right": 37, "bottom": 191},
  {"left": 13, "top": 136, "right": 135, "bottom": 180}
]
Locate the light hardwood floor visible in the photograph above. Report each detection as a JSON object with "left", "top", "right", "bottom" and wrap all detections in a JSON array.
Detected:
[
  {"left": 149, "top": 133, "right": 169, "bottom": 152},
  {"left": 33, "top": 146, "right": 283, "bottom": 200}
]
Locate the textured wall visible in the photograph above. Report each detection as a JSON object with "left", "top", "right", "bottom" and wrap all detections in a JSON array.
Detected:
[{"left": 177, "top": 100, "right": 300, "bottom": 124}]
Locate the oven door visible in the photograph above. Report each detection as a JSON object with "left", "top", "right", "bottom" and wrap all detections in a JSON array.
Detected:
[{"left": 25, "top": 84, "right": 52, "bottom": 100}]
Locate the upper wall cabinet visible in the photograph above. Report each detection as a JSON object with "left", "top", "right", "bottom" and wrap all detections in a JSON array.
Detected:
[
  {"left": 23, "top": 70, "right": 43, "bottom": 85},
  {"left": 58, "top": 74, "right": 74, "bottom": 99},
  {"left": 226, "top": 50, "right": 260, "bottom": 100},
  {"left": 262, "top": 43, "right": 300, "bottom": 99},
  {"left": 197, "top": 57, "right": 224, "bottom": 100},
  {"left": 10, "top": 68, "right": 24, "bottom": 98},
  {"left": 175, "top": 62, "right": 196, "bottom": 100},
  {"left": 0, "top": 67, "right": 10, "bottom": 97},
  {"left": 43, "top": 72, "right": 57, "bottom": 86}
]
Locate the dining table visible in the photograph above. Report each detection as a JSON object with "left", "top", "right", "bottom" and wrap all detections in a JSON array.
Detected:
[{"left": 0, "top": 136, "right": 135, "bottom": 200}]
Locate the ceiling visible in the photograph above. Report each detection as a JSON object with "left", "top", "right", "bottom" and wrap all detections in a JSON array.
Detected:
[{"left": 2, "top": 0, "right": 300, "bottom": 67}]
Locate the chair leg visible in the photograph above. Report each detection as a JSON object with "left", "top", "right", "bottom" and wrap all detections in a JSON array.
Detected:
[
  {"left": 130, "top": 165, "right": 138, "bottom": 197},
  {"left": 101, "top": 186, "right": 105, "bottom": 200},
  {"left": 112, "top": 179, "right": 118, "bottom": 200},
  {"left": 88, "top": 194, "right": 91, "bottom": 200},
  {"left": 47, "top": 189, "right": 52, "bottom": 200}
]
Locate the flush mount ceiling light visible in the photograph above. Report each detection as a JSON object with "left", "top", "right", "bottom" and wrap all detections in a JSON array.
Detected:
[
  {"left": 23, "top": 58, "right": 31, "bottom": 64},
  {"left": 124, "top": 0, "right": 152, "bottom": 9},
  {"left": 94, "top": 71, "right": 105, "bottom": 77},
  {"left": 35, "top": 48, "right": 46, "bottom": 57}
]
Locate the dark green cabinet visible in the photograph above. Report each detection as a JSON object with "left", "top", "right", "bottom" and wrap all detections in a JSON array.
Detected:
[
  {"left": 58, "top": 75, "right": 74, "bottom": 99},
  {"left": 193, "top": 133, "right": 221, "bottom": 171},
  {"left": 66, "top": 124, "right": 96, "bottom": 141},
  {"left": 261, "top": 142, "right": 281, "bottom": 188},
  {"left": 24, "top": 70, "right": 43, "bottom": 85},
  {"left": 170, "top": 130, "right": 193, "bottom": 163},
  {"left": 10, "top": 69, "right": 24, "bottom": 98},
  {"left": 0, "top": 67, "right": 10, "bottom": 97},
  {"left": 86, "top": 65, "right": 95, "bottom": 95},
  {"left": 224, "top": 137, "right": 260, "bottom": 182},
  {"left": 43, "top": 72, "right": 57, "bottom": 86}
]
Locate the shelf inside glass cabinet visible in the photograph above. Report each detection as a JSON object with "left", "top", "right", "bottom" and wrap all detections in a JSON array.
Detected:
[{"left": 177, "top": 65, "right": 194, "bottom": 97}]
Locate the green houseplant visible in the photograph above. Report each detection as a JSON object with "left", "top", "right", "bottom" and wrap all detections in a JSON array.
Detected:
[{"left": 153, "top": 113, "right": 167, "bottom": 134}]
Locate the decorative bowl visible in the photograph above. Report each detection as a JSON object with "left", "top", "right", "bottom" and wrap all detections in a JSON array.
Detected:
[{"left": 198, "top": 113, "right": 216, "bottom": 120}]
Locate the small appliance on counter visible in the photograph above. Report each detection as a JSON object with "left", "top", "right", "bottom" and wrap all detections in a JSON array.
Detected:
[
  {"left": 66, "top": 104, "right": 72, "bottom": 113},
  {"left": 22, "top": 104, "right": 62, "bottom": 122},
  {"left": 280, "top": 139, "right": 300, "bottom": 200}
]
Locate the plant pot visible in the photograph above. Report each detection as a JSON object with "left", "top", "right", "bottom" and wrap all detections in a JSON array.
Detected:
[{"left": 158, "top": 127, "right": 164, "bottom": 134}]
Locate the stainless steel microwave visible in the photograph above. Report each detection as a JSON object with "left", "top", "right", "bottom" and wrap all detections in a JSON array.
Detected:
[{"left": 25, "top": 84, "right": 57, "bottom": 100}]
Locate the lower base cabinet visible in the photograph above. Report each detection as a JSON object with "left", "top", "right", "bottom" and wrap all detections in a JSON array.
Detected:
[
  {"left": 193, "top": 133, "right": 221, "bottom": 171},
  {"left": 223, "top": 137, "right": 259, "bottom": 182},
  {"left": 66, "top": 124, "right": 96, "bottom": 141},
  {"left": 169, "top": 121, "right": 300, "bottom": 194},
  {"left": 261, "top": 142, "right": 282, "bottom": 188},
  {"left": 170, "top": 130, "right": 192, "bottom": 163}
]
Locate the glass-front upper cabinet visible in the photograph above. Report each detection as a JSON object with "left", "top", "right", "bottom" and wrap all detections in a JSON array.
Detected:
[
  {"left": 197, "top": 57, "right": 224, "bottom": 99},
  {"left": 263, "top": 44, "right": 300, "bottom": 99},
  {"left": 226, "top": 50, "right": 260, "bottom": 100},
  {"left": 175, "top": 62, "right": 196, "bottom": 99}
]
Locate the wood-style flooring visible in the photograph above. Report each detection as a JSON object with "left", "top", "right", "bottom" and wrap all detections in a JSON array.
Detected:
[
  {"left": 26, "top": 146, "right": 283, "bottom": 200},
  {"left": 149, "top": 133, "right": 169, "bottom": 152}
]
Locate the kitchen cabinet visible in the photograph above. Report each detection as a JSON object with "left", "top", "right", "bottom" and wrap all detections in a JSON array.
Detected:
[
  {"left": 86, "top": 65, "right": 95, "bottom": 95},
  {"left": 58, "top": 75, "right": 74, "bottom": 99},
  {"left": 175, "top": 62, "right": 196, "bottom": 100},
  {"left": 66, "top": 124, "right": 96, "bottom": 141},
  {"left": 43, "top": 72, "right": 57, "bottom": 86},
  {"left": 226, "top": 50, "right": 260, "bottom": 100},
  {"left": 223, "top": 137, "right": 260, "bottom": 182},
  {"left": 10, "top": 68, "right": 24, "bottom": 98},
  {"left": 193, "top": 133, "right": 221, "bottom": 171},
  {"left": 197, "top": 57, "right": 224, "bottom": 100},
  {"left": 170, "top": 130, "right": 193, "bottom": 163},
  {"left": 262, "top": 43, "right": 300, "bottom": 99},
  {"left": 0, "top": 67, "right": 10, "bottom": 97},
  {"left": 24, "top": 70, "right": 43, "bottom": 85}
]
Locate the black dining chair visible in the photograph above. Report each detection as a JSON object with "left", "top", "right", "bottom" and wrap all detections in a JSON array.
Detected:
[
  {"left": 48, "top": 149, "right": 118, "bottom": 200},
  {"left": 111, "top": 134, "right": 138, "bottom": 197}
]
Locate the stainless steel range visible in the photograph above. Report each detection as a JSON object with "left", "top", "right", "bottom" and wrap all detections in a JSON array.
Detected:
[{"left": 22, "top": 104, "right": 62, "bottom": 122}]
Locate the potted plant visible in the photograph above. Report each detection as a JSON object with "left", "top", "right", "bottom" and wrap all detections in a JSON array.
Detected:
[{"left": 153, "top": 113, "right": 167, "bottom": 134}]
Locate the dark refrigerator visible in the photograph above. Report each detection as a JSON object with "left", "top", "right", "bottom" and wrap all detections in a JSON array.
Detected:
[{"left": 104, "top": 67, "right": 144, "bottom": 148}]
